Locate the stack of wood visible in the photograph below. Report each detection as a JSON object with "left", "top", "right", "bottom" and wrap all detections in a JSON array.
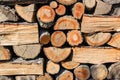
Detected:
[{"left": 0, "top": 0, "right": 120, "bottom": 80}]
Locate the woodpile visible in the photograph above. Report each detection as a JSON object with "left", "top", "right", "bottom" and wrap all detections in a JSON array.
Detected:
[{"left": 0, "top": 0, "right": 120, "bottom": 80}]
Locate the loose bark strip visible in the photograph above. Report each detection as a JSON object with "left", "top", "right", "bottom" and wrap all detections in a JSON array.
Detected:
[
  {"left": 56, "top": 70, "right": 73, "bottom": 80},
  {"left": 108, "top": 33, "right": 120, "bottom": 48},
  {"left": 94, "top": 0, "right": 112, "bottom": 15},
  {"left": 74, "top": 65, "right": 90, "bottom": 80},
  {"left": 90, "top": 64, "right": 108, "bottom": 80},
  {"left": 81, "top": 15, "right": 120, "bottom": 33},
  {"left": 0, "top": 5, "right": 18, "bottom": 22},
  {"left": 40, "top": 30, "right": 50, "bottom": 45},
  {"left": 0, "top": 76, "right": 11, "bottom": 80},
  {"left": 37, "top": 5, "right": 55, "bottom": 28},
  {"left": 37, "top": 73, "right": 53, "bottom": 80},
  {"left": 57, "top": 0, "right": 77, "bottom": 5},
  {"left": 0, "top": 46, "right": 10, "bottom": 60},
  {"left": 13, "top": 44, "right": 41, "bottom": 59},
  {"left": 51, "top": 31, "right": 66, "bottom": 47},
  {"left": 108, "top": 62, "right": 120, "bottom": 80},
  {"left": 15, "top": 4, "right": 36, "bottom": 22},
  {"left": 72, "top": 47, "right": 120, "bottom": 64},
  {"left": 0, "top": 0, "right": 48, "bottom": 5},
  {"left": 16, "top": 76, "right": 35, "bottom": 80},
  {"left": 0, "top": 58, "right": 43, "bottom": 75},
  {"left": 85, "top": 32, "right": 111, "bottom": 46},
  {"left": 67, "top": 30, "right": 83, "bottom": 46},
  {"left": 50, "top": 1, "right": 58, "bottom": 9},
  {"left": 72, "top": 2, "right": 85, "bottom": 19},
  {"left": 82, "top": 0, "right": 96, "bottom": 10},
  {"left": 55, "top": 4, "right": 66, "bottom": 16},
  {"left": 103, "top": 0, "right": 120, "bottom": 4},
  {"left": 0, "top": 23, "right": 38, "bottom": 45},
  {"left": 112, "top": 8, "right": 120, "bottom": 16},
  {"left": 43, "top": 47, "right": 71, "bottom": 63},
  {"left": 54, "top": 16, "right": 80, "bottom": 30},
  {"left": 46, "top": 60, "right": 60, "bottom": 75}
]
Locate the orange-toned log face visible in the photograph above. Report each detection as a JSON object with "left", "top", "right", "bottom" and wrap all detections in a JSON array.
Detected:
[{"left": 37, "top": 5, "right": 55, "bottom": 23}]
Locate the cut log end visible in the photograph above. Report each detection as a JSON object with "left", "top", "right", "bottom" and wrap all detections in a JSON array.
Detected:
[
  {"left": 57, "top": 0, "right": 77, "bottom": 5},
  {"left": 83, "top": 0, "right": 96, "bottom": 9},
  {"left": 50, "top": 1, "right": 58, "bottom": 9},
  {"left": 55, "top": 4, "right": 66, "bottom": 16},
  {"left": 0, "top": 47, "right": 10, "bottom": 60},
  {"left": 37, "top": 73, "right": 53, "bottom": 80}
]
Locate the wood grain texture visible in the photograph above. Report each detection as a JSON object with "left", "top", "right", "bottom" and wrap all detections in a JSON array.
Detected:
[
  {"left": 0, "top": 47, "right": 10, "bottom": 60},
  {"left": 72, "top": 47, "right": 120, "bottom": 64},
  {"left": 37, "top": 73, "right": 53, "bottom": 80},
  {"left": 0, "top": 23, "right": 38, "bottom": 45},
  {"left": 57, "top": 0, "right": 77, "bottom": 5}
]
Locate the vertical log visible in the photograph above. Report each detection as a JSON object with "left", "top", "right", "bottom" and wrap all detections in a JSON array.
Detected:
[
  {"left": 55, "top": 4, "right": 66, "bottom": 16},
  {"left": 50, "top": 1, "right": 58, "bottom": 9},
  {"left": 37, "top": 73, "right": 53, "bottom": 80}
]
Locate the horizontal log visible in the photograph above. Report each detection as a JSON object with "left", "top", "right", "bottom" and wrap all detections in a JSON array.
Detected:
[
  {"left": 16, "top": 76, "right": 35, "bottom": 80},
  {"left": 0, "top": 23, "right": 38, "bottom": 46},
  {"left": 81, "top": 15, "right": 120, "bottom": 33},
  {"left": 72, "top": 47, "right": 120, "bottom": 64}
]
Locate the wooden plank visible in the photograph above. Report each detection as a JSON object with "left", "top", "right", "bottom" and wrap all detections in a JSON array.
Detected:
[
  {"left": 81, "top": 15, "right": 120, "bottom": 33},
  {"left": 0, "top": 23, "right": 38, "bottom": 46},
  {"left": 72, "top": 47, "right": 120, "bottom": 64},
  {"left": 0, "top": 58, "right": 43, "bottom": 75}
]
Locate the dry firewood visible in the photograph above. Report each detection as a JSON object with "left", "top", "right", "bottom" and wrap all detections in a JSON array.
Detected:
[
  {"left": 0, "top": 23, "right": 38, "bottom": 46},
  {"left": 0, "top": 58, "right": 43, "bottom": 75},
  {"left": 94, "top": 0, "right": 112, "bottom": 15},
  {"left": 72, "top": 47, "right": 120, "bottom": 64},
  {"left": 51, "top": 31, "right": 66, "bottom": 47},
  {"left": 81, "top": 14, "right": 120, "bottom": 33},
  {"left": 107, "top": 62, "right": 120, "bottom": 80},
  {"left": 16, "top": 76, "right": 35, "bottom": 80},
  {"left": 55, "top": 4, "right": 66, "bottom": 16},
  {"left": 90, "top": 64, "right": 108, "bottom": 80},
  {"left": 46, "top": 60, "right": 60, "bottom": 75},
  {"left": 15, "top": 4, "right": 36, "bottom": 22},
  {"left": 13, "top": 44, "right": 41, "bottom": 59},
  {"left": 40, "top": 30, "right": 50, "bottom": 45},
  {"left": 43, "top": 47, "right": 71, "bottom": 63},
  {"left": 85, "top": 32, "right": 111, "bottom": 46},
  {"left": 56, "top": 70, "right": 73, "bottom": 80},
  {"left": 82, "top": 0, "right": 96, "bottom": 10},
  {"left": 112, "top": 8, "right": 120, "bottom": 16},
  {"left": 37, "top": 5, "right": 55, "bottom": 29},
  {"left": 50, "top": 1, "right": 58, "bottom": 9},
  {"left": 0, "top": 5, "right": 18, "bottom": 22},
  {"left": 0, "top": 76, "right": 11, "bottom": 80},
  {"left": 67, "top": 30, "right": 83, "bottom": 46},
  {"left": 72, "top": 2, "right": 85, "bottom": 19},
  {"left": 74, "top": 65, "right": 90, "bottom": 80},
  {"left": 57, "top": 0, "right": 77, "bottom": 5},
  {"left": 37, "top": 73, "right": 53, "bottom": 80},
  {"left": 54, "top": 16, "right": 80, "bottom": 30},
  {"left": 103, "top": 0, "right": 120, "bottom": 4}
]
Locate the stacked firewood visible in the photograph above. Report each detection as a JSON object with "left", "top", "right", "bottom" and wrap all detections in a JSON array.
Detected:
[{"left": 0, "top": 0, "right": 120, "bottom": 80}]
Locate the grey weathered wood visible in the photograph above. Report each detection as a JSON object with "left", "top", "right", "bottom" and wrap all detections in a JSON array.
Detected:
[
  {"left": 103, "top": 0, "right": 120, "bottom": 4},
  {"left": 16, "top": 76, "right": 35, "bottom": 80},
  {"left": 112, "top": 8, "right": 120, "bottom": 16}
]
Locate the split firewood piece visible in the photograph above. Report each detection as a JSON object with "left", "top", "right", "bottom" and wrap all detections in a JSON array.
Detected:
[
  {"left": 72, "top": 47, "right": 120, "bottom": 64},
  {"left": 13, "top": 44, "right": 41, "bottom": 59},
  {"left": 0, "top": 46, "right": 10, "bottom": 60},
  {"left": 55, "top": 4, "right": 66, "bottom": 16},
  {"left": 67, "top": 30, "right": 83, "bottom": 46},
  {"left": 0, "top": 58, "right": 43, "bottom": 75},
  {"left": 107, "top": 62, "right": 120, "bottom": 80},
  {"left": 0, "top": 23, "right": 38, "bottom": 45},
  {"left": 82, "top": 0, "right": 96, "bottom": 10},
  {"left": 15, "top": 4, "right": 36, "bottom": 22},
  {"left": 0, "top": 5, "right": 18, "bottom": 22},
  {"left": 16, "top": 76, "right": 35, "bottom": 80},
  {"left": 57, "top": 0, "right": 77, "bottom": 6},
  {"left": 40, "top": 30, "right": 50, "bottom": 45},
  {"left": 94, "top": 0, "right": 112, "bottom": 15},
  {"left": 74, "top": 65, "right": 90, "bottom": 80},
  {"left": 108, "top": 33, "right": 120, "bottom": 48},
  {"left": 37, "top": 5, "right": 55, "bottom": 28},
  {"left": 37, "top": 73, "right": 53, "bottom": 80},
  {"left": 43, "top": 47, "right": 71, "bottom": 63},
  {"left": 46, "top": 60, "right": 60, "bottom": 75},
  {"left": 72, "top": 2, "right": 85, "bottom": 19},
  {"left": 50, "top": 1, "right": 58, "bottom": 9},
  {"left": 81, "top": 15, "right": 120, "bottom": 33},
  {"left": 85, "top": 32, "right": 111, "bottom": 46},
  {"left": 0, "top": 76, "right": 11, "bottom": 80},
  {"left": 54, "top": 16, "right": 80, "bottom": 30},
  {"left": 51, "top": 31, "right": 66, "bottom": 47},
  {"left": 103, "top": 0, "right": 120, "bottom": 4},
  {"left": 56, "top": 70, "right": 73, "bottom": 80},
  {"left": 112, "top": 8, "right": 120, "bottom": 16},
  {"left": 90, "top": 64, "right": 108, "bottom": 80}
]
